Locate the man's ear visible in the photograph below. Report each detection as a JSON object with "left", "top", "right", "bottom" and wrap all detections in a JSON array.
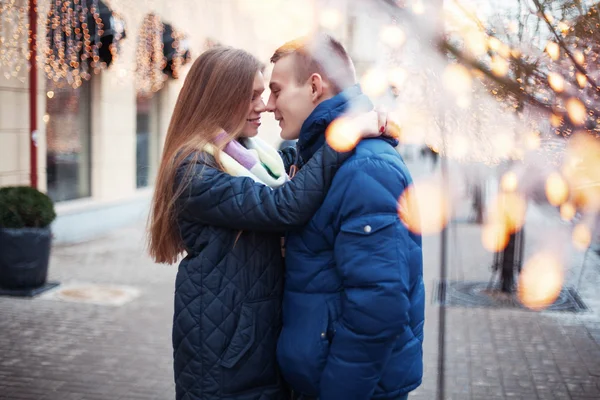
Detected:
[{"left": 308, "top": 73, "right": 326, "bottom": 102}]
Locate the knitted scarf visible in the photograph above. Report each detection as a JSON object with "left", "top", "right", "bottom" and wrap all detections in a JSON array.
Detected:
[{"left": 203, "top": 134, "right": 288, "bottom": 188}]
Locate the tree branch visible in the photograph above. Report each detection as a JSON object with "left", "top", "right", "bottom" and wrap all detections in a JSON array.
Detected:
[{"left": 531, "top": 0, "right": 600, "bottom": 92}]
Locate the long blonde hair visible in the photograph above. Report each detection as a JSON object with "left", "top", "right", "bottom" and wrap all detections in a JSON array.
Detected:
[{"left": 148, "top": 47, "right": 262, "bottom": 264}]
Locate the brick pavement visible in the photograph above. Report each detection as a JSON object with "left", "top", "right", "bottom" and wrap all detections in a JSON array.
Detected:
[
  {"left": 0, "top": 159, "right": 599, "bottom": 400},
  {"left": 0, "top": 225, "right": 176, "bottom": 400}
]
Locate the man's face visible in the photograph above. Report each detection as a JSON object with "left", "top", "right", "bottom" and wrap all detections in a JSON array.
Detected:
[{"left": 266, "top": 56, "right": 318, "bottom": 140}]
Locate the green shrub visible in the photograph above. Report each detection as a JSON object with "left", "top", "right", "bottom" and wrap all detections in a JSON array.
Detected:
[{"left": 0, "top": 186, "right": 56, "bottom": 229}]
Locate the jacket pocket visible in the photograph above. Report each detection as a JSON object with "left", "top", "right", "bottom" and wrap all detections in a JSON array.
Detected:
[
  {"left": 277, "top": 295, "right": 331, "bottom": 396},
  {"left": 220, "top": 297, "right": 281, "bottom": 395}
]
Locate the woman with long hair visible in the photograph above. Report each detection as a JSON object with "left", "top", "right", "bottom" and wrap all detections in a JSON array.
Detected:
[{"left": 148, "top": 47, "right": 380, "bottom": 400}]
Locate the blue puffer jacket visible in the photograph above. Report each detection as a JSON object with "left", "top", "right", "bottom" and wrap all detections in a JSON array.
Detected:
[
  {"left": 277, "top": 86, "right": 425, "bottom": 400},
  {"left": 172, "top": 144, "right": 350, "bottom": 400}
]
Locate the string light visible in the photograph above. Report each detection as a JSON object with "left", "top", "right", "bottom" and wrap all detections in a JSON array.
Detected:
[
  {"left": 43, "top": 0, "right": 123, "bottom": 88},
  {"left": 0, "top": 0, "right": 30, "bottom": 82},
  {"left": 136, "top": 13, "right": 166, "bottom": 95}
]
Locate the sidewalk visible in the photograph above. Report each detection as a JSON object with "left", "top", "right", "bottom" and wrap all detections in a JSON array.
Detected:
[{"left": 0, "top": 159, "right": 599, "bottom": 400}]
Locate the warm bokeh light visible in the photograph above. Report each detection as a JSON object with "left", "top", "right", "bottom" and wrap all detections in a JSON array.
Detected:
[
  {"left": 501, "top": 171, "right": 518, "bottom": 192},
  {"left": 387, "top": 67, "right": 407, "bottom": 90},
  {"left": 518, "top": 252, "right": 564, "bottom": 311},
  {"left": 559, "top": 202, "right": 576, "bottom": 221},
  {"left": 325, "top": 117, "right": 360, "bottom": 152},
  {"left": 443, "top": 64, "right": 472, "bottom": 95},
  {"left": 464, "top": 30, "right": 487, "bottom": 56},
  {"left": 524, "top": 131, "right": 541, "bottom": 150},
  {"left": 412, "top": 0, "right": 425, "bottom": 14},
  {"left": 398, "top": 179, "right": 451, "bottom": 235},
  {"left": 487, "top": 192, "right": 527, "bottom": 235},
  {"left": 449, "top": 134, "right": 469, "bottom": 158},
  {"left": 565, "top": 134, "right": 600, "bottom": 212},
  {"left": 482, "top": 221, "right": 510, "bottom": 253},
  {"left": 550, "top": 114, "right": 563, "bottom": 128},
  {"left": 572, "top": 223, "right": 592, "bottom": 250},
  {"left": 319, "top": 8, "right": 342, "bottom": 30},
  {"left": 546, "top": 41, "right": 560, "bottom": 60},
  {"left": 360, "top": 68, "right": 388, "bottom": 98},
  {"left": 573, "top": 50, "right": 585, "bottom": 65},
  {"left": 379, "top": 25, "right": 406, "bottom": 48},
  {"left": 576, "top": 72, "right": 587, "bottom": 88},
  {"left": 46, "top": 91, "right": 54, "bottom": 98},
  {"left": 491, "top": 56, "right": 509, "bottom": 77},
  {"left": 545, "top": 172, "right": 569, "bottom": 206},
  {"left": 566, "top": 98, "right": 587, "bottom": 126},
  {"left": 558, "top": 22, "right": 570, "bottom": 34},
  {"left": 492, "top": 133, "right": 515, "bottom": 158},
  {"left": 547, "top": 72, "right": 565, "bottom": 92},
  {"left": 457, "top": 95, "right": 471, "bottom": 109}
]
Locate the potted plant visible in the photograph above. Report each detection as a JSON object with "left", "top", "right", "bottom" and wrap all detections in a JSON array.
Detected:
[{"left": 0, "top": 186, "right": 56, "bottom": 294}]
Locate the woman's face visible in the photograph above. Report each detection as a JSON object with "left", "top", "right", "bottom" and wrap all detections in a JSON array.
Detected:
[{"left": 240, "top": 71, "right": 266, "bottom": 138}]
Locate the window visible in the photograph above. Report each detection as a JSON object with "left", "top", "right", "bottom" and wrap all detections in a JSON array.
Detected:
[
  {"left": 136, "top": 92, "right": 161, "bottom": 188},
  {"left": 45, "top": 79, "right": 92, "bottom": 202}
]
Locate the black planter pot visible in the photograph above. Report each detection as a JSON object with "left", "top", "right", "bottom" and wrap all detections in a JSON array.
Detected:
[{"left": 0, "top": 227, "right": 52, "bottom": 290}]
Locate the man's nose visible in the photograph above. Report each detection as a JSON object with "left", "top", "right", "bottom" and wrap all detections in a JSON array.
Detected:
[{"left": 265, "top": 94, "right": 276, "bottom": 113}]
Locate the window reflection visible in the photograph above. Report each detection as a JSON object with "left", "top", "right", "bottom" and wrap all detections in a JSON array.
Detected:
[
  {"left": 136, "top": 92, "right": 161, "bottom": 188},
  {"left": 46, "top": 79, "right": 92, "bottom": 202}
]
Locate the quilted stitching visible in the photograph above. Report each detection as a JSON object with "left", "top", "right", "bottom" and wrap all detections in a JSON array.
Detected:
[{"left": 172, "top": 145, "right": 348, "bottom": 400}]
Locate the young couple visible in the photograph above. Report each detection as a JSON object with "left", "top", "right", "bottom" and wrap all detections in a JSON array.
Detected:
[{"left": 148, "top": 33, "right": 424, "bottom": 400}]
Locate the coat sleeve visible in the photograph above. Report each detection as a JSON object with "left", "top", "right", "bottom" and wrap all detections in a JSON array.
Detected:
[
  {"left": 319, "top": 158, "right": 412, "bottom": 400},
  {"left": 277, "top": 146, "right": 298, "bottom": 175},
  {"left": 177, "top": 144, "right": 350, "bottom": 232}
]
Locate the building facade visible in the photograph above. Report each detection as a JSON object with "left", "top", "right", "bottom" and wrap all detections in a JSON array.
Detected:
[{"left": 0, "top": 0, "right": 325, "bottom": 242}]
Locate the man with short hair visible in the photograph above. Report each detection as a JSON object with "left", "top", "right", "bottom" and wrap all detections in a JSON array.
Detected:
[{"left": 266, "top": 33, "right": 424, "bottom": 400}]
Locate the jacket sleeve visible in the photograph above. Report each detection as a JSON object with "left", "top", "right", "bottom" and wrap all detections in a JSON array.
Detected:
[
  {"left": 319, "top": 158, "right": 412, "bottom": 400},
  {"left": 177, "top": 144, "right": 350, "bottom": 232},
  {"left": 277, "top": 146, "right": 298, "bottom": 175}
]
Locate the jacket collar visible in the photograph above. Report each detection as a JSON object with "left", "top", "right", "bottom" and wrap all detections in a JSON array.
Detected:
[{"left": 296, "top": 85, "right": 373, "bottom": 164}]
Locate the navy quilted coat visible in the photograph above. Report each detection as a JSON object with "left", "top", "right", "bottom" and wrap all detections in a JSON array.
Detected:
[
  {"left": 277, "top": 86, "right": 425, "bottom": 400},
  {"left": 172, "top": 144, "right": 348, "bottom": 400}
]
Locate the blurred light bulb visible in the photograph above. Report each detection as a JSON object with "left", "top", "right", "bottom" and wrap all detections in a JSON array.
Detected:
[
  {"left": 379, "top": 25, "right": 406, "bottom": 48},
  {"left": 573, "top": 223, "right": 592, "bottom": 250},
  {"left": 443, "top": 64, "right": 472, "bottom": 95},
  {"left": 546, "top": 42, "right": 560, "bottom": 60},
  {"left": 319, "top": 8, "right": 341, "bottom": 30},
  {"left": 518, "top": 252, "right": 563, "bottom": 311},
  {"left": 560, "top": 202, "right": 576, "bottom": 221},
  {"left": 465, "top": 30, "right": 487, "bottom": 56},
  {"left": 387, "top": 67, "right": 407, "bottom": 89},
  {"left": 360, "top": 68, "right": 388, "bottom": 97},
  {"left": 550, "top": 114, "right": 563, "bottom": 128},
  {"left": 398, "top": 179, "right": 451, "bottom": 235},
  {"left": 566, "top": 98, "right": 587, "bottom": 126},
  {"left": 547, "top": 72, "right": 565, "bottom": 92},
  {"left": 325, "top": 117, "right": 360, "bottom": 152},
  {"left": 412, "top": 0, "right": 425, "bottom": 14},
  {"left": 576, "top": 72, "right": 587, "bottom": 88},
  {"left": 482, "top": 221, "right": 510, "bottom": 252},
  {"left": 525, "top": 131, "right": 541, "bottom": 150},
  {"left": 501, "top": 171, "right": 518, "bottom": 192},
  {"left": 491, "top": 56, "right": 509, "bottom": 77},
  {"left": 545, "top": 172, "right": 569, "bottom": 206},
  {"left": 558, "top": 22, "right": 570, "bottom": 34}
]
